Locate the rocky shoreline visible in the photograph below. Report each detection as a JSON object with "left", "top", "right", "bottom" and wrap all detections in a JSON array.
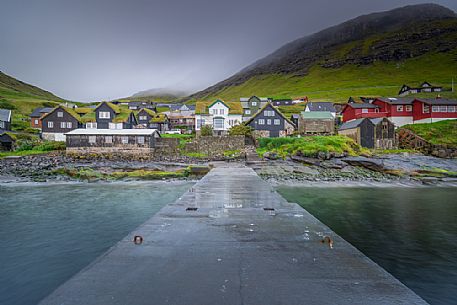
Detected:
[{"left": 1, "top": 152, "right": 457, "bottom": 185}]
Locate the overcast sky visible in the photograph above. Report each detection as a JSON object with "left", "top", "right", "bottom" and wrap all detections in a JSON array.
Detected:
[{"left": 1, "top": 0, "right": 456, "bottom": 102}]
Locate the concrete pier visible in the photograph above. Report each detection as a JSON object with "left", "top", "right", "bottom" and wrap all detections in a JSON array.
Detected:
[{"left": 39, "top": 165, "right": 428, "bottom": 305}]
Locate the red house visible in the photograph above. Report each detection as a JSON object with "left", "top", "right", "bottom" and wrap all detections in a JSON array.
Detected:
[
  {"left": 341, "top": 103, "right": 384, "bottom": 122},
  {"left": 342, "top": 97, "right": 457, "bottom": 126},
  {"left": 411, "top": 98, "right": 457, "bottom": 124}
]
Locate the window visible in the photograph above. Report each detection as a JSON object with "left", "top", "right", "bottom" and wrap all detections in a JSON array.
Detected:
[
  {"left": 267, "top": 119, "right": 271, "bottom": 125},
  {"left": 252, "top": 101, "right": 257, "bottom": 106},
  {"left": 423, "top": 104, "right": 430, "bottom": 113},
  {"left": 362, "top": 108, "right": 368, "bottom": 113},
  {"left": 440, "top": 106, "right": 447, "bottom": 112},
  {"left": 397, "top": 106, "right": 403, "bottom": 112},
  {"left": 88, "top": 136, "right": 96, "bottom": 144},
  {"left": 264, "top": 110, "right": 275, "bottom": 117},
  {"left": 213, "top": 118, "right": 224, "bottom": 129},
  {"left": 432, "top": 106, "right": 440, "bottom": 112},
  {"left": 139, "top": 115, "right": 147, "bottom": 121},
  {"left": 48, "top": 121, "right": 54, "bottom": 128},
  {"left": 274, "top": 119, "right": 280, "bottom": 125},
  {"left": 137, "top": 136, "right": 145, "bottom": 144},
  {"left": 406, "top": 105, "right": 412, "bottom": 112},
  {"left": 99, "top": 111, "right": 110, "bottom": 119},
  {"left": 34, "top": 119, "right": 39, "bottom": 124},
  {"left": 121, "top": 136, "right": 129, "bottom": 144},
  {"left": 448, "top": 106, "right": 456, "bottom": 112},
  {"left": 57, "top": 111, "right": 63, "bottom": 118},
  {"left": 67, "top": 122, "right": 72, "bottom": 129},
  {"left": 219, "top": 109, "right": 225, "bottom": 115},
  {"left": 105, "top": 136, "right": 112, "bottom": 143},
  {"left": 86, "top": 122, "right": 97, "bottom": 129},
  {"left": 60, "top": 122, "right": 66, "bottom": 128},
  {"left": 197, "top": 119, "right": 205, "bottom": 128},
  {"left": 109, "top": 123, "right": 122, "bottom": 129},
  {"left": 245, "top": 109, "right": 251, "bottom": 115},
  {"left": 258, "top": 119, "right": 265, "bottom": 125},
  {"left": 0, "top": 122, "right": 4, "bottom": 129}
]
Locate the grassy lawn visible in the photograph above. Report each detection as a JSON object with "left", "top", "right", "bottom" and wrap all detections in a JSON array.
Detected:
[
  {"left": 256, "top": 135, "right": 368, "bottom": 158},
  {"left": 0, "top": 140, "right": 65, "bottom": 158},
  {"left": 403, "top": 120, "right": 457, "bottom": 146}
]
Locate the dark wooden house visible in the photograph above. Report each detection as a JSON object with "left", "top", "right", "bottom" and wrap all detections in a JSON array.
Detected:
[
  {"left": 245, "top": 103, "right": 295, "bottom": 137},
  {"left": 0, "top": 132, "right": 14, "bottom": 151},
  {"left": 0, "top": 109, "right": 12, "bottom": 131},
  {"left": 240, "top": 96, "right": 269, "bottom": 121},
  {"left": 95, "top": 102, "right": 137, "bottom": 129},
  {"left": 338, "top": 117, "right": 396, "bottom": 149},
  {"left": 137, "top": 108, "right": 170, "bottom": 132},
  {"left": 41, "top": 106, "right": 83, "bottom": 141}
]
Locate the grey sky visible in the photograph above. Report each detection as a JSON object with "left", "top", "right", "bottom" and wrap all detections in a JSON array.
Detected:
[{"left": 1, "top": 0, "right": 456, "bottom": 102}]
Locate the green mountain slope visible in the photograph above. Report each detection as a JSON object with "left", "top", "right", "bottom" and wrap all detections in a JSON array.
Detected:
[
  {"left": 189, "top": 4, "right": 457, "bottom": 102},
  {"left": 0, "top": 71, "right": 64, "bottom": 131}
]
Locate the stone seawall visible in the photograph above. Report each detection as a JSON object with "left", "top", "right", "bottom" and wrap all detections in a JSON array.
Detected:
[{"left": 185, "top": 135, "right": 245, "bottom": 156}]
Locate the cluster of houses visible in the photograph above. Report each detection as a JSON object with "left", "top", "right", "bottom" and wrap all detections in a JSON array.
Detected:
[{"left": 1, "top": 83, "right": 456, "bottom": 153}]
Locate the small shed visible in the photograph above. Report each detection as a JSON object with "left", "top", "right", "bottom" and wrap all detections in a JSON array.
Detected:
[
  {"left": 0, "top": 132, "right": 15, "bottom": 151},
  {"left": 338, "top": 118, "right": 396, "bottom": 149},
  {"left": 299, "top": 111, "right": 335, "bottom": 134}
]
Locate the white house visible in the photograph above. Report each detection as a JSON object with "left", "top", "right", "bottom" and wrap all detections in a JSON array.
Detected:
[{"left": 194, "top": 100, "right": 243, "bottom": 134}]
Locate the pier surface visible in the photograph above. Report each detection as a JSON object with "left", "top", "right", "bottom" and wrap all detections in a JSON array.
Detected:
[{"left": 40, "top": 166, "right": 428, "bottom": 305}]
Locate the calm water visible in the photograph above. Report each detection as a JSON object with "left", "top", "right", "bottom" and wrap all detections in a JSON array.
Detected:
[
  {"left": 277, "top": 186, "right": 457, "bottom": 305},
  {"left": 0, "top": 182, "right": 193, "bottom": 305}
]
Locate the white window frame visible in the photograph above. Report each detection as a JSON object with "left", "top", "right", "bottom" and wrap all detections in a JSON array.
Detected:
[
  {"left": 137, "top": 136, "right": 145, "bottom": 144},
  {"left": 48, "top": 121, "right": 54, "bottom": 128},
  {"left": 274, "top": 119, "right": 280, "bottom": 125},
  {"left": 139, "top": 115, "right": 147, "bottom": 121},
  {"left": 397, "top": 105, "right": 403, "bottom": 112},
  {"left": 88, "top": 136, "right": 96, "bottom": 144},
  {"left": 86, "top": 122, "right": 97, "bottom": 129},
  {"left": 99, "top": 111, "right": 111, "bottom": 119},
  {"left": 258, "top": 119, "right": 265, "bottom": 125},
  {"left": 267, "top": 119, "right": 271, "bottom": 125},
  {"left": 57, "top": 111, "right": 63, "bottom": 118},
  {"left": 432, "top": 106, "right": 440, "bottom": 112},
  {"left": 60, "top": 122, "right": 66, "bottom": 128},
  {"left": 251, "top": 101, "right": 257, "bottom": 106},
  {"left": 448, "top": 106, "right": 456, "bottom": 112},
  {"left": 0, "top": 122, "right": 4, "bottom": 129},
  {"left": 406, "top": 105, "right": 412, "bottom": 112},
  {"left": 67, "top": 122, "right": 72, "bottom": 129},
  {"left": 362, "top": 108, "right": 368, "bottom": 113},
  {"left": 105, "top": 136, "right": 113, "bottom": 144},
  {"left": 423, "top": 104, "right": 430, "bottom": 113},
  {"left": 213, "top": 118, "right": 224, "bottom": 129},
  {"left": 34, "top": 119, "right": 39, "bottom": 124},
  {"left": 121, "top": 136, "right": 129, "bottom": 144},
  {"left": 440, "top": 106, "right": 447, "bottom": 112},
  {"left": 245, "top": 109, "right": 251, "bottom": 115}
]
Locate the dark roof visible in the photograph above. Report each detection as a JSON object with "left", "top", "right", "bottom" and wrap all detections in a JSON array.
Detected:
[
  {"left": 30, "top": 107, "right": 54, "bottom": 117},
  {"left": 339, "top": 118, "right": 387, "bottom": 131},
  {"left": 415, "top": 98, "right": 457, "bottom": 105},
  {"left": 244, "top": 103, "right": 295, "bottom": 126},
  {"left": 347, "top": 103, "right": 379, "bottom": 109},
  {"left": 0, "top": 109, "right": 12, "bottom": 122},
  {"left": 375, "top": 98, "right": 415, "bottom": 105},
  {"left": 306, "top": 102, "right": 336, "bottom": 112}
]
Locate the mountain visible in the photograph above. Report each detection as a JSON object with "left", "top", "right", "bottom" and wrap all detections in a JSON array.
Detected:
[
  {"left": 126, "top": 88, "right": 190, "bottom": 102},
  {"left": 189, "top": 3, "right": 457, "bottom": 102},
  {"left": 0, "top": 71, "right": 64, "bottom": 130}
]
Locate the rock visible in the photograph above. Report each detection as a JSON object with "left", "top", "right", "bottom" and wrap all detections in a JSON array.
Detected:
[
  {"left": 342, "top": 157, "right": 385, "bottom": 172},
  {"left": 263, "top": 152, "right": 280, "bottom": 160},
  {"left": 290, "top": 155, "right": 321, "bottom": 166}
]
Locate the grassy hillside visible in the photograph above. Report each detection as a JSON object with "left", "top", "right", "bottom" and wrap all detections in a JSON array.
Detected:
[
  {"left": 201, "top": 50, "right": 457, "bottom": 103},
  {"left": 403, "top": 120, "right": 457, "bottom": 146},
  {"left": 0, "top": 72, "right": 67, "bottom": 131}
]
